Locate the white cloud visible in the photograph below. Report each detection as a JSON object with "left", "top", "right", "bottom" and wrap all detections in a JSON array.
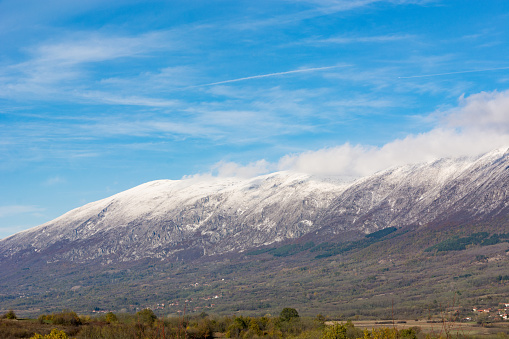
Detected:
[
  {"left": 279, "top": 129, "right": 509, "bottom": 177},
  {"left": 183, "top": 160, "right": 274, "bottom": 181},
  {"left": 446, "top": 90, "right": 509, "bottom": 133},
  {"left": 203, "top": 89, "right": 509, "bottom": 178},
  {"left": 31, "top": 30, "right": 172, "bottom": 69},
  {"left": 277, "top": 89, "right": 509, "bottom": 177},
  {"left": 211, "top": 160, "right": 274, "bottom": 178},
  {"left": 0, "top": 30, "right": 177, "bottom": 100}
]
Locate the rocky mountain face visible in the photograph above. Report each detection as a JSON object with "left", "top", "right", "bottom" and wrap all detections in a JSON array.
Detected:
[
  {"left": 318, "top": 148, "right": 509, "bottom": 236},
  {"left": 0, "top": 173, "right": 346, "bottom": 264},
  {"left": 2, "top": 148, "right": 509, "bottom": 265}
]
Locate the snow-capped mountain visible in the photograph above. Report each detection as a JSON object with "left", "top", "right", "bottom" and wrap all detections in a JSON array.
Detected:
[
  {"left": 2, "top": 148, "right": 509, "bottom": 264},
  {"left": 0, "top": 172, "right": 347, "bottom": 263},
  {"left": 319, "top": 147, "right": 509, "bottom": 235}
]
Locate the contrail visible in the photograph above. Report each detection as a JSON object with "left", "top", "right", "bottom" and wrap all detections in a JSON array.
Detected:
[
  {"left": 189, "top": 65, "right": 346, "bottom": 88},
  {"left": 398, "top": 66, "right": 509, "bottom": 79}
]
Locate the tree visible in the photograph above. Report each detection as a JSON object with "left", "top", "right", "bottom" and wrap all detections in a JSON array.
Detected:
[
  {"left": 360, "top": 327, "right": 398, "bottom": 339},
  {"left": 136, "top": 308, "right": 157, "bottom": 325},
  {"left": 280, "top": 307, "right": 299, "bottom": 322},
  {"left": 321, "top": 323, "right": 347, "bottom": 339},
  {"left": 226, "top": 316, "right": 249, "bottom": 337},
  {"left": 51, "top": 310, "right": 81, "bottom": 326},
  {"left": 316, "top": 313, "right": 326, "bottom": 324},
  {"left": 105, "top": 311, "right": 117, "bottom": 323},
  {"left": 2, "top": 309, "right": 16, "bottom": 319}
]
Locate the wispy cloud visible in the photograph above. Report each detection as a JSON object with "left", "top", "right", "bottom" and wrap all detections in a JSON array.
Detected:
[
  {"left": 42, "top": 176, "right": 66, "bottom": 186},
  {"left": 311, "top": 34, "right": 415, "bottom": 44},
  {"left": 200, "top": 89, "right": 509, "bottom": 178},
  {"left": 80, "top": 91, "right": 180, "bottom": 107},
  {"left": 0, "top": 30, "right": 178, "bottom": 100},
  {"left": 100, "top": 66, "right": 198, "bottom": 89},
  {"left": 293, "top": 0, "right": 435, "bottom": 4},
  {"left": 0, "top": 205, "right": 46, "bottom": 218},
  {"left": 232, "top": 0, "right": 380, "bottom": 30},
  {"left": 398, "top": 66, "right": 509, "bottom": 79},
  {"left": 325, "top": 96, "right": 401, "bottom": 108},
  {"left": 34, "top": 34, "right": 159, "bottom": 65},
  {"left": 234, "top": 0, "right": 437, "bottom": 30},
  {"left": 324, "top": 63, "right": 471, "bottom": 97},
  {"left": 278, "top": 89, "right": 509, "bottom": 176}
]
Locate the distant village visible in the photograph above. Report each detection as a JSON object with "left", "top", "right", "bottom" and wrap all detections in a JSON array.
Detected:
[
  {"left": 91, "top": 293, "right": 222, "bottom": 315},
  {"left": 469, "top": 303, "right": 509, "bottom": 321}
]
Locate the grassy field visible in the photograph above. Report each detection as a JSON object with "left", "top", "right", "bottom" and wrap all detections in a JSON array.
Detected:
[
  {"left": 349, "top": 320, "right": 509, "bottom": 337},
  {"left": 3, "top": 316, "right": 509, "bottom": 338}
]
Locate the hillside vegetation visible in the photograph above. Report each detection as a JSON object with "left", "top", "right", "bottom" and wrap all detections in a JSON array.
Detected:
[
  {"left": 2, "top": 218, "right": 509, "bottom": 321},
  {"left": 2, "top": 309, "right": 509, "bottom": 338}
]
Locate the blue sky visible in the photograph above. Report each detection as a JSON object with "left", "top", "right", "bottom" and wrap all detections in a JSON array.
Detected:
[{"left": 1, "top": 0, "right": 509, "bottom": 238}]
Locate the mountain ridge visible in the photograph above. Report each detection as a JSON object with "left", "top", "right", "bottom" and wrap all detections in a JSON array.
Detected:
[
  {"left": 2, "top": 148, "right": 509, "bottom": 317},
  {"left": 2, "top": 147, "right": 509, "bottom": 265}
]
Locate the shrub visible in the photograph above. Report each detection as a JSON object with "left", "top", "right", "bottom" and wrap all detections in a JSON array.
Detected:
[
  {"left": 321, "top": 323, "right": 347, "bottom": 339},
  {"left": 37, "top": 311, "right": 81, "bottom": 326},
  {"left": 136, "top": 308, "right": 157, "bottom": 325},
  {"left": 226, "top": 316, "right": 249, "bottom": 337},
  {"left": 30, "top": 328, "right": 70, "bottom": 339},
  {"left": 105, "top": 311, "right": 118, "bottom": 323},
  {"left": 280, "top": 307, "right": 300, "bottom": 322},
  {"left": 361, "top": 327, "right": 399, "bottom": 339},
  {"left": 320, "top": 322, "right": 363, "bottom": 339},
  {"left": 52, "top": 311, "right": 82, "bottom": 326},
  {"left": 2, "top": 309, "right": 17, "bottom": 319},
  {"left": 186, "top": 316, "right": 215, "bottom": 339},
  {"left": 399, "top": 328, "right": 419, "bottom": 339}
]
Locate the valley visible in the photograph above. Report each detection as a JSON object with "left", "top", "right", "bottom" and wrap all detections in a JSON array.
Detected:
[{"left": 2, "top": 217, "right": 509, "bottom": 320}]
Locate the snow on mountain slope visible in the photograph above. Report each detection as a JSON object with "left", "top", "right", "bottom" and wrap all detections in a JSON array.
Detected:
[
  {"left": 0, "top": 172, "right": 348, "bottom": 263},
  {"left": 2, "top": 148, "right": 509, "bottom": 264},
  {"left": 320, "top": 148, "right": 509, "bottom": 234}
]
